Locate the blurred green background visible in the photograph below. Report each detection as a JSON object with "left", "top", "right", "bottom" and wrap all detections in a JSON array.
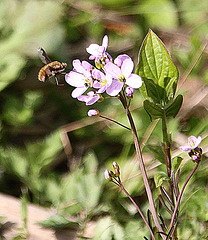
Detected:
[{"left": 0, "top": 0, "right": 207, "bottom": 239}]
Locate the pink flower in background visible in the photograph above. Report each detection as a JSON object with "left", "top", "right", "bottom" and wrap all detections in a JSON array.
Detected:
[
  {"left": 77, "top": 91, "right": 100, "bottom": 105},
  {"left": 65, "top": 60, "right": 93, "bottom": 98},
  {"left": 180, "top": 136, "right": 202, "bottom": 151},
  {"left": 104, "top": 56, "right": 142, "bottom": 96}
]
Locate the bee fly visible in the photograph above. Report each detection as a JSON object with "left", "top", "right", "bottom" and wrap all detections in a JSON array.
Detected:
[{"left": 38, "top": 48, "right": 67, "bottom": 86}]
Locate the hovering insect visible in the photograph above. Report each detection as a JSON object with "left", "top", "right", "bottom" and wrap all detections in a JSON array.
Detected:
[{"left": 37, "top": 48, "right": 67, "bottom": 86}]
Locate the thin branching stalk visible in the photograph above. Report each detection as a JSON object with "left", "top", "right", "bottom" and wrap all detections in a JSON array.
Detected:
[
  {"left": 119, "top": 93, "right": 165, "bottom": 239},
  {"left": 99, "top": 115, "right": 131, "bottom": 131},
  {"left": 169, "top": 161, "right": 200, "bottom": 238},
  {"left": 162, "top": 115, "right": 177, "bottom": 239},
  {"left": 119, "top": 182, "right": 156, "bottom": 240}
]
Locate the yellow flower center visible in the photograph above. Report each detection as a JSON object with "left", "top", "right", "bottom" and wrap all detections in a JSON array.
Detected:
[
  {"left": 85, "top": 78, "right": 92, "bottom": 87},
  {"left": 118, "top": 74, "right": 125, "bottom": 83},
  {"left": 188, "top": 138, "right": 195, "bottom": 147}
]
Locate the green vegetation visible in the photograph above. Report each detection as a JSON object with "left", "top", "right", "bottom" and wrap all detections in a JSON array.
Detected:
[{"left": 0, "top": 0, "right": 207, "bottom": 239}]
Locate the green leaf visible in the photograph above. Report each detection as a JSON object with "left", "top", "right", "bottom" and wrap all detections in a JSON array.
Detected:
[
  {"left": 141, "top": 78, "right": 165, "bottom": 104},
  {"left": 172, "top": 156, "right": 183, "bottom": 171},
  {"left": 146, "top": 145, "right": 166, "bottom": 164},
  {"left": 154, "top": 172, "right": 169, "bottom": 188},
  {"left": 39, "top": 214, "right": 79, "bottom": 230},
  {"left": 143, "top": 100, "right": 164, "bottom": 120},
  {"left": 165, "top": 95, "right": 183, "bottom": 118},
  {"left": 144, "top": 95, "right": 182, "bottom": 121},
  {"left": 136, "top": 29, "right": 179, "bottom": 105}
]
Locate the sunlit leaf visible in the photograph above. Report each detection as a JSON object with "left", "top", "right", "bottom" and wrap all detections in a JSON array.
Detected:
[{"left": 136, "top": 29, "right": 179, "bottom": 105}]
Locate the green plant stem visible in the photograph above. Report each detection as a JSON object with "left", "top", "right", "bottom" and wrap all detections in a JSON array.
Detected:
[
  {"left": 119, "top": 93, "right": 165, "bottom": 239},
  {"left": 162, "top": 116, "right": 171, "bottom": 178},
  {"left": 99, "top": 115, "right": 131, "bottom": 131},
  {"left": 169, "top": 161, "right": 200, "bottom": 238},
  {"left": 162, "top": 114, "right": 176, "bottom": 239},
  {"left": 119, "top": 182, "right": 156, "bottom": 240}
]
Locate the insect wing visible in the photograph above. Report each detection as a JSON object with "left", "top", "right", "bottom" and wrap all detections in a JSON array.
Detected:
[{"left": 38, "top": 47, "right": 52, "bottom": 64}]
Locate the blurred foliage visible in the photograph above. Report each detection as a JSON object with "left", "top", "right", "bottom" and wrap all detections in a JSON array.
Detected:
[{"left": 0, "top": 0, "right": 207, "bottom": 239}]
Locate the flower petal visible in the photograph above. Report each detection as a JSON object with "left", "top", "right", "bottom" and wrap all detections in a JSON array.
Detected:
[
  {"left": 180, "top": 145, "right": 192, "bottom": 151},
  {"left": 180, "top": 136, "right": 202, "bottom": 151},
  {"left": 65, "top": 71, "right": 85, "bottom": 87},
  {"left": 82, "top": 61, "right": 92, "bottom": 71},
  {"left": 86, "top": 95, "right": 100, "bottom": 105},
  {"left": 114, "top": 54, "right": 131, "bottom": 68},
  {"left": 71, "top": 86, "right": 88, "bottom": 98},
  {"left": 106, "top": 79, "right": 123, "bottom": 96},
  {"left": 121, "top": 58, "right": 134, "bottom": 78},
  {"left": 97, "top": 85, "right": 107, "bottom": 94},
  {"left": 126, "top": 74, "right": 143, "bottom": 89},
  {"left": 102, "top": 35, "right": 108, "bottom": 50},
  {"left": 86, "top": 44, "right": 100, "bottom": 56},
  {"left": 188, "top": 136, "right": 202, "bottom": 149},
  {"left": 92, "top": 68, "right": 105, "bottom": 79},
  {"left": 104, "top": 62, "right": 121, "bottom": 78},
  {"left": 73, "top": 59, "right": 84, "bottom": 73}
]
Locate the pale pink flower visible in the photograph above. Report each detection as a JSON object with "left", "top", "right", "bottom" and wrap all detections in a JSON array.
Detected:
[
  {"left": 86, "top": 35, "right": 109, "bottom": 61},
  {"left": 180, "top": 136, "right": 202, "bottom": 151},
  {"left": 104, "top": 57, "right": 142, "bottom": 96},
  {"left": 65, "top": 60, "right": 93, "bottom": 98}
]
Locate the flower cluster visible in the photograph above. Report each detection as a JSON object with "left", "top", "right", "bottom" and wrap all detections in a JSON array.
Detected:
[
  {"left": 180, "top": 136, "right": 202, "bottom": 162},
  {"left": 65, "top": 36, "right": 142, "bottom": 105}
]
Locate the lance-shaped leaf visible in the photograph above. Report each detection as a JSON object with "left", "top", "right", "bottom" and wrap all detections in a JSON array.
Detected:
[
  {"left": 158, "top": 213, "right": 168, "bottom": 232},
  {"left": 158, "top": 195, "right": 172, "bottom": 214},
  {"left": 144, "top": 100, "right": 164, "bottom": 120},
  {"left": 172, "top": 170, "right": 179, "bottom": 200},
  {"left": 143, "top": 95, "right": 183, "bottom": 121},
  {"left": 160, "top": 186, "right": 174, "bottom": 209},
  {"left": 165, "top": 94, "right": 183, "bottom": 118},
  {"left": 172, "top": 156, "right": 183, "bottom": 172},
  {"left": 136, "top": 29, "right": 179, "bottom": 105},
  {"left": 147, "top": 209, "right": 153, "bottom": 232}
]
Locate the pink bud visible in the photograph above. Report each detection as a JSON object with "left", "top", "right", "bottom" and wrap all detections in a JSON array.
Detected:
[{"left": 88, "top": 109, "right": 100, "bottom": 117}]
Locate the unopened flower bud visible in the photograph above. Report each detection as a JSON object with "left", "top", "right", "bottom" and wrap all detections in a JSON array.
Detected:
[
  {"left": 104, "top": 169, "right": 112, "bottom": 181},
  {"left": 108, "top": 170, "right": 115, "bottom": 177},
  {"left": 113, "top": 161, "right": 120, "bottom": 177},
  {"left": 113, "top": 161, "right": 119, "bottom": 169},
  {"left": 188, "top": 147, "right": 202, "bottom": 162},
  {"left": 125, "top": 86, "right": 135, "bottom": 98},
  {"left": 88, "top": 109, "right": 100, "bottom": 117}
]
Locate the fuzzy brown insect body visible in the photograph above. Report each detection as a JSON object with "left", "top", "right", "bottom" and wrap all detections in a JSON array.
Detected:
[
  {"left": 37, "top": 48, "right": 67, "bottom": 85},
  {"left": 38, "top": 61, "right": 67, "bottom": 82}
]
